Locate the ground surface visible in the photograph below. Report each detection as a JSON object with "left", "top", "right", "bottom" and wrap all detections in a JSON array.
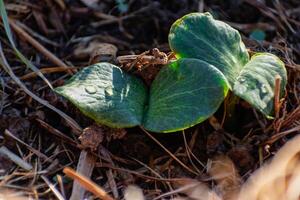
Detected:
[{"left": 0, "top": 0, "right": 300, "bottom": 199}]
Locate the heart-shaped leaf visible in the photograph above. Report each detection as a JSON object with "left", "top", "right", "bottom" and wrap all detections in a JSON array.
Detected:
[
  {"left": 168, "top": 12, "right": 287, "bottom": 118},
  {"left": 55, "top": 63, "right": 147, "bottom": 128},
  {"left": 55, "top": 12, "right": 288, "bottom": 133},
  {"left": 233, "top": 53, "right": 287, "bottom": 117},
  {"left": 169, "top": 12, "right": 249, "bottom": 87},
  {"left": 143, "top": 58, "right": 229, "bottom": 133}
]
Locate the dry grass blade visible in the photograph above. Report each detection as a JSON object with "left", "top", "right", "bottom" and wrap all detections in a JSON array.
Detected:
[
  {"left": 20, "top": 66, "right": 78, "bottom": 80},
  {"left": 265, "top": 124, "right": 300, "bottom": 144},
  {"left": 36, "top": 118, "right": 80, "bottom": 148},
  {"left": 9, "top": 20, "right": 74, "bottom": 75},
  {"left": 63, "top": 167, "right": 115, "bottom": 200},
  {"left": 0, "top": 44, "right": 82, "bottom": 134},
  {"left": 41, "top": 175, "right": 65, "bottom": 200},
  {"left": 0, "top": 146, "right": 32, "bottom": 171},
  {"left": 4, "top": 129, "right": 53, "bottom": 163},
  {"left": 97, "top": 163, "right": 187, "bottom": 182},
  {"left": 70, "top": 150, "right": 95, "bottom": 200},
  {"left": 0, "top": 0, "right": 53, "bottom": 89},
  {"left": 140, "top": 127, "right": 198, "bottom": 175}
]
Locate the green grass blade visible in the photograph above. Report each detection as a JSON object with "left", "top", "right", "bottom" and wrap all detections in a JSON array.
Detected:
[{"left": 0, "top": 0, "right": 53, "bottom": 89}]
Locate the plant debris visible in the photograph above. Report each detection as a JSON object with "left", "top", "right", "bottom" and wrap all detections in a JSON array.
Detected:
[{"left": 0, "top": 0, "right": 300, "bottom": 199}]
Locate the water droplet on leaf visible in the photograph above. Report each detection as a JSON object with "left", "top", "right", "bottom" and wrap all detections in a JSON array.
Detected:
[
  {"left": 85, "top": 86, "right": 97, "bottom": 94},
  {"left": 235, "top": 83, "right": 247, "bottom": 93},
  {"left": 105, "top": 87, "right": 113, "bottom": 96},
  {"left": 239, "top": 77, "right": 245, "bottom": 83},
  {"left": 261, "top": 84, "right": 268, "bottom": 93}
]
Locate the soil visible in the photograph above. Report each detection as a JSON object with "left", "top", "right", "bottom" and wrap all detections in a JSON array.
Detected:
[{"left": 0, "top": 0, "right": 300, "bottom": 199}]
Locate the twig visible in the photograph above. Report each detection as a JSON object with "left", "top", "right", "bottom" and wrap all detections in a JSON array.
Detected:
[
  {"left": 90, "top": 2, "right": 158, "bottom": 27},
  {"left": 0, "top": 43, "right": 82, "bottom": 134},
  {"left": 64, "top": 167, "right": 115, "bottom": 200},
  {"left": 99, "top": 146, "right": 119, "bottom": 199},
  {"left": 182, "top": 131, "right": 202, "bottom": 173},
  {"left": 96, "top": 162, "right": 188, "bottom": 182},
  {"left": 16, "top": 21, "right": 61, "bottom": 47},
  {"left": 41, "top": 175, "right": 65, "bottom": 200},
  {"left": 20, "top": 66, "right": 78, "bottom": 80},
  {"left": 0, "top": 146, "right": 32, "bottom": 171},
  {"left": 35, "top": 118, "right": 81, "bottom": 148},
  {"left": 56, "top": 175, "right": 66, "bottom": 199},
  {"left": 131, "top": 157, "right": 174, "bottom": 191},
  {"left": 265, "top": 124, "right": 300, "bottom": 145},
  {"left": 69, "top": 150, "right": 96, "bottom": 200},
  {"left": 4, "top": 129, "right": 53, "bottom": 163},
  {"left": 274, "top": 75, "right": 282, "bottom": 118},
  {"left": 0, "top": 1, "right": 53, "bottom": 89},
  {"left": 8, "top": 19, "right": 74, "bottom": 74},
  {"left": 140, "top": 127, "right": 198, "bottom": 175}
]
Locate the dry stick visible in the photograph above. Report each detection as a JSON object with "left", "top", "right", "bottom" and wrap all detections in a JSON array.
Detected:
[
  {"left": 265, "top": 124, "right": 300, "bottom": 145},
  {"left": 35, "top": 118, "right": 81, "bottom": 148},
  {"left": 274, "top": 75, "right": 282, "bottom": 119},
  {"left": 4, "top": 129, "right": 53, "bottom": 163},
  {"left": 0, "top": 44, "right": 82, "bottom": 134},
  {"left": 0, "top": 146, "right": 32, "bottom": 171},
  {"left": 140, "top": 127, "right": 198, "bottom": 175},
  {"left": 70, "top": 151, "right": 95, "bottom": 200},
  {"left": 16, "top": 21, "right": 61, "bottom": 47},
  {"left": 182, "top": 131, "right": 202, "bottom": 173},
  {"left": 8, "top": 19, "right": 74, "bottom": 74},
  {"left": 41, "top": 175, "right": 65, "bottom": 200},
  {"left": 20, "top": 66, "right": 78, "bottom": 80},
  {"left": 57, "top": 175, "right": 66, "bottom": 199},
  {"left": 97, "top": 162, "right": 186, "bottom": 182},
  {"left": 99, "top": 147, "right": 119, "bottom": 199},
  {"left": 63, "top": 167, "right": 115, "bottom": 200}
]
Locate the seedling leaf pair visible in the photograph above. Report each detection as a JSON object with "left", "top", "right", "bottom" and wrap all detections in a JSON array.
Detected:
[
  {"left": 56, "top": 59, "right": 228, "bottom": 132},
  {"left": 56, "top": 12, "right": 287, "bottom": 133}
]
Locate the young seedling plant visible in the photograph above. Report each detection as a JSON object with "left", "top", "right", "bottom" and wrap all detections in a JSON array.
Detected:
[{"left": 55, "top": 12, "right": 287, "bottom": 133}]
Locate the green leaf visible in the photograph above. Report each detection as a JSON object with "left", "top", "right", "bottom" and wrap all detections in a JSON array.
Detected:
[
  {"left": 55, "top": 63, "right": 147, "bottom": 128},
  {"left": 169, "top": 12, "right": 249, "bottom": 87},
  {"left": 143, "top": 58, "right": 229, "bottom": 133},
  {"left": 233, "top": 53, "right": 287, "bottom": 117},
  {"left": 168, "top": 12, "right": 287, "bottom": 118}
]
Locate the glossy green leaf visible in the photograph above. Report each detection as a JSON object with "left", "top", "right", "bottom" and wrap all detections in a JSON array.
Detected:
[
  {"left": 233, "top": 53, "right": 287, "bottom": 117},
  {"left": 168, "top": 12, "right": 249, "bottom": 87},
  {"left": 55, "top": 63, "right": 147, "bottom": 128},
  {"left": 169, "top": 12, "right": 287, "bottom": 118},
  {"left": 55, "top": 12, "right": 288, "bottom": 132},
  {"left": 143, "top": 58, "right": 229, "bottom": 133}
]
